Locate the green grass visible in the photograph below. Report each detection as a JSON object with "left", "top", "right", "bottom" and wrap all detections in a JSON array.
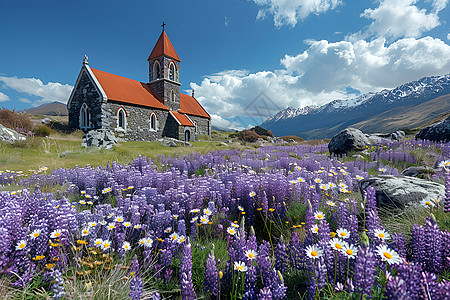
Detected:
[{"left": 0, "top": 133, "right": 247, "bottom": 173}]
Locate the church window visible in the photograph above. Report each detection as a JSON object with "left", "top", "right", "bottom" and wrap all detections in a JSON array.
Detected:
[
  {"left": 169, "top": 62, "right": 176, "bottom": 81},
  {"left": 79, "top": 103, "right": 91, "bottom": 130},
  {"left": 193, "top": 121, "right": 198, "bottom": 134},
  {"left": 117, "top": 107, "right": 127, "bottom": 131},
  {"left": 150, "top": 112, "right": 158, "bottom": 131},
  {"left": 153, "top": 61, "right": 161, "bottom": 80},
  {"left": 171, "top": 90, "right": 175, "bottom": 102}
]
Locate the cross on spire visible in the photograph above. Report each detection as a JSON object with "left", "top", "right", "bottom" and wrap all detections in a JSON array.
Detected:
[{"left": 161, "top": 22, "right": 166, "bottom": 30}]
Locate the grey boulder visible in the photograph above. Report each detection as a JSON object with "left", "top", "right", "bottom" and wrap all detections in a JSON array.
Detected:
[
  {"left": 0, "top": 124, "right": 26, "bottom": 143},
  {"left": 415, "top": 115, "right": 450, "bottom": 143},
  {"left": 401, "top": 166, "right": 435, "bottom": 179},
  {"left": 328, "top": 128, "right": 370, "bottom": 155},
  {"left": 158, "top": 137, "right": 193, "bottom": 147},
  {"left": 82, "top": 129, "right": 117, "bottom": 149},
  {"left": 359, "top": 175, "right": 445, "bottom": 209}
]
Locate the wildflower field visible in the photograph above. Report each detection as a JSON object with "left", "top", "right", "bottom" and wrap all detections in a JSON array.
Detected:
[{"left": 0, "top": 138, "right": 449, "bottom": 299}]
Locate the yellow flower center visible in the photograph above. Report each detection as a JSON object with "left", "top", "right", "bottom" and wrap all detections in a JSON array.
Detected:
[
  {"left": 311, "top": 251, "right": 318, "bottom": 257},
  {"left": 54, "top": 232, "right": 60, "bottom": 237},
  {"left": 33, "top": 232, "right": 40, "bottom": 238},
  {"left": 19, "top": 243, "right": 25, "bottom": 249},
  {"left": 315, "top": 228, "right": 319, "bottom": 232},
  {"left": 104, "top": 243, "right": 110, "bottom": 248},
  {"left": 335, "top": 244, "right": 342, "bottom": 249},
  {"left": 425, "top": 201, "right": 431, "bottom": 206},
  {"left": 346, "top": 249, "right": 353, "bottom": 255},
  {"left": 379, "top": 233, "right": 385, "bottom": 238},
  {"left": 317, "top": 215, "right": 323, "bottom": 219},
  {"left": 384, "top": 252, "right": 392, "bottom": 259},
  {"left": 237, "top": 266, "right": 243, "bottom": 271},
  {"left": 230, "top": 230, "right": 234, "bottom": 234},
  {"left": 340, "top": 232, "right": 346, "bottom": 236},
  {"left": 249, "top": 253, "right": 254, "bottom": 258}
]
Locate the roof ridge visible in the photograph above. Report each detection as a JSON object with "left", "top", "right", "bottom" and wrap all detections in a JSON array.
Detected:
[{"left": 147, "top": 30, "right": 181, "bottom": 62}]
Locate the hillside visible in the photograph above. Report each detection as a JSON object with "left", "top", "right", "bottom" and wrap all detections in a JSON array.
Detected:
[
  {"left": 261, "top": 74, "right": 450, "bottom": 139},
  {"left": 23, "top": 101, "right": 68, "bottom": 116}
]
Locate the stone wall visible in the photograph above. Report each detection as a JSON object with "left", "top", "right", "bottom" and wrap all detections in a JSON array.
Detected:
[
  {"left": 104, "top": 101, "right": 169, "bottom": 141},
  {"left": 68, "top": 71, "right": 103, "bottom": 130},
  {"left": 188, "top": 115, "right": 211, "bottom": 138},
  {"left": 162, "top": 113, "right": 180, "bottom": 139}
]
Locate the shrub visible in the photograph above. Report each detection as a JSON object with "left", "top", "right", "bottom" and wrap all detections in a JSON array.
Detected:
[
  {"left": 33, "top": 125, "right": 53, "bottom": 137},
  {"left": 279, "top": 135, "right": 305, "bottom": 143},
  {"left": 0, "top": 109, "right": 33, "bottom": 132},
  {"left": 240, "top": 130, "right": 260, "bottom": 142},
  {"left": 252, "top": 126, "right": 274, "bottom": 137}
]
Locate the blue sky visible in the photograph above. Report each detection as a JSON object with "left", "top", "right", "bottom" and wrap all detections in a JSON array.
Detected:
[{"left": 1, "top": 0, "right": 449, "bottom": 130}]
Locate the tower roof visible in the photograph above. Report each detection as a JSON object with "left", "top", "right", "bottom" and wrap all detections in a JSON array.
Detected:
[{"left": 147, "top": 30, "right": 181, "bottom": 62}]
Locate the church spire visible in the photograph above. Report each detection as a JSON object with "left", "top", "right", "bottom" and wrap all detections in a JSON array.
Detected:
[{"left": 147, "top": 26, "right": 181, "bottom": 62}]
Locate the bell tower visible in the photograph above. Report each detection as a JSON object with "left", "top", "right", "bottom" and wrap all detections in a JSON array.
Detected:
[{"left": 148, "top": 24, "right": 181, "bottom": 111}]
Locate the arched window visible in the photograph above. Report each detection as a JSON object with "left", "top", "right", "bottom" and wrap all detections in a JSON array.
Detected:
[
  {"left": 169, "top": 62, "right": 176, "bottom": 81},
  {"left": 150, "top": 112, "right": 157, "bottom": 131},
  {"left": 79, "top": 103, "right": 91, "bottom": 130},
  {"left": 171, "top": 90, "right": 175, "bottom": 102},
  {"left": 184, "top": 129, "right": 191, "bottom": 142},
  {"left": 117, "top": 107, "right": 127, "bottom": 131},
  {"left": 193, "top": 121, "right": 198, "bottom": 134},
  {"left": 153, "top": 61, "right": 161, "bottom": 80}
]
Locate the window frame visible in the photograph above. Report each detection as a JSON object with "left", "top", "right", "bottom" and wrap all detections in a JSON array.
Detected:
[
  {"left": 116, "top": 107, "right": 127, "bottom": 131},
  {"left": 150, "top": 112, "right": 158, "bottom": 132},
  {"left": 79, "top": 103, "right": 91, "bottom": 130}
]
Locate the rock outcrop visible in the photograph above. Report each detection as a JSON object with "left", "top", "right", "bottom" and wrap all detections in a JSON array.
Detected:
[
  {"left": 82, "top": 129, "right": 117, "bottom": 149},
  {"left": 0, "top": 124, "right": 26, "bottom": 143},
  {"left": 158, "top": 137, "right": 193, "bottom": 147},
  {"left": 328, "top": 128, "right": 370, "bottom": 155},
  {"left": 359, "top": 175, "right": 445, "bottom": 209},
  {"left": 415, "top": 115, "right": 450, "bottom": 143}
]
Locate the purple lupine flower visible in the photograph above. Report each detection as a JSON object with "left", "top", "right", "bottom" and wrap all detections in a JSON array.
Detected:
[
  {"left": 385, "top": 275, "right": 407, "bottom": 300},
  {"left": 444, "top": 168, "right": 450, "bottom": 213},
  {"left": 395, "top": 262, "right": 422, "bottom": 298},
  {"left": 257, "top": 241, "right": 274, "bottom": 288},
  {"left": 180, "top": 241, "right": 196, "bottom": 300},
  {"left": 242, "top": 288, "right": 257, "bottom": 300},
  {"left": 258, "top": 287, "right": 273, "bottom": 300},
  {"left": 274, "top": 239, "right": 289, "bottom": 274},
  {"left": 423, "top": 217, "right": 443, "bottom": 273},
  {"left": 418, "top": 271, "right": 442, "bottom": 299},
  {"left": 410, "top": 223, "right": 425, "bottom": 268},
  {"left": 289, "top": 232, "right": 306, "bottom": 271},
  {"left": 50, "top": 269, "right": 66, "bottom": 300},
  {"left": 272, "top": 271, "right": 287, "bottom": 300},
  {"left": 353, "top": 247, "right": 376, "bottom": 296},
  {"left": 129, "top": 276, "right": 143, "bottom": 300},
  {"left": 390, "top": 232, "right": 407, "bottom": 259},
  {"left": 203, "top": 249, "right": 219, "bottom": 297},
  {"left": 442, "top": 230, "right": 450, "bottom": 270},
  {"left": 364, "top": 187, "right": 382, "bottom": 233},
  {"left": 178, "top": 219, "right": 186, "bottom": 236}
]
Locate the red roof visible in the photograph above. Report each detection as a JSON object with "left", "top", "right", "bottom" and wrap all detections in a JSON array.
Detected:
[
  {"left": 91, "top": 68, "right": 169, "bottom": 110},
  {"left": 179, "top": 93, "right": 210, "bottom": 119},
  {"left": 147, "top": 30, "right": 181, "bottom": 62},
  {"left": 170, "top": 111, "right": 194, "bottom": 126}
]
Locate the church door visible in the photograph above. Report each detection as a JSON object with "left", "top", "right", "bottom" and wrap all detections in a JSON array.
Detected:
[{"left": 184, "top": 130, "right": 190, "bottom": 142}]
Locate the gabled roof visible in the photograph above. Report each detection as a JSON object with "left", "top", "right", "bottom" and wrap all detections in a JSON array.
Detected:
[
  {"left": 90, "top": 68, "right": 169, "bottom": 110},
  {"left": 170, "top": 111, "right": 194, "bottom": 127},
  {"left": 179, "top": 93, "right": 210, "bottom": 119},
  {"left": 147, "top": 30, "right": 181, "bottom": 62}
]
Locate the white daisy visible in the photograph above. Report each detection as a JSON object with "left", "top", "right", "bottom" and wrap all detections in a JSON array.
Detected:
[
  {"left": 227, "top": 227, "right": 237, "bottom": 235},
  {"left": 169, "top": 232, "right": 179, "bottom": 241},
  {"left": 314, "top": 211, "right": 325, "bottom": 221},
  {"left": 421, "top": 197, "right": 436, "bottom": 208},
  {"left": 122, "top": 241, "right": 131, "bottom": 251},
  {"left": 165, "top": 227, "right": 172, "bottom": 233},
  {"left": 310, "top": 224, "right": 319, "bottom": 234},
  {"left": 16, "top": 240, "right": 27, "bottom": 250},
  {"left": 101, "top": 240, "right": 111, "bottom": 250},
  {"left": 330, "top": 238, "right": 348, "bottom": 252},
  {"left": 373, "top": 228, "right": 391, "bottom": 241},
  {"left": 29, "top": 229, "right": 41, "bottom": 239},
  {"left": 177, "top": 235, "right": 186, "bottom": 244},
  {"left": 244, "top": 249, "right": 257, "bottom": 260},
  {"left": 144, "top": 237, "right": 153, "bottom": 248},
  {"left": 199, "top": 215, "right": 209, "bottom": 225},
  {"left": 305, "top": 244, "right": 323, "bottom": 259},
  {"left": 134, "top": 224, "right": 142, "bottom": 229},
  {"left": 234, "top": 261, "right": 248, "bottom": 272},
  {"left": 314, "top": 178, "right": 322, "bottom": 184},
  {"left": 114, "top": 216, "right": 124, "bottom": 223},
  {"left": 376, "top": 245, "right": 402, "bottom": 265},
  {"left": 50, "top": 229, "right": 62, "bottom": 239},
  {"left": 107, "top": 223, "right": 115, "bottom": 230},
  {"left": 88, "top": 221, "right": 97, "bottom": 227},
  {"left": 336, "top": 228, "right": 350, "bottom": 239},
  {"left": 203, "top": 208, "right": 212, "bottom": 216},
  {"left": 123, "top": 222, "right": 132, "bottom": 227},
  {"left": 249, "top": 191, "right": 256, "bottom": 197},
  {"left": 342, "top": 243, "right": 358, "bottom": 259},
  {"left": 81, "top": 227, "right": 90, "bottom": 236},
  {"left": 94, "top": 238, "right": 103, "bottom": 247}
]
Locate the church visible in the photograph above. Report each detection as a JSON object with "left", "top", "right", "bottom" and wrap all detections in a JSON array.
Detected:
[{"left": 67, "top": 27, "right": 211, "bottom": 142}]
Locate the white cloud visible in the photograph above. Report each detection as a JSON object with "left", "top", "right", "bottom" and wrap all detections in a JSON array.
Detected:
[
  {"left": 251, "top": 0, "right": 342, "bottom": 27},
  {"left": 0, "top": 91, "right": 10, "bottom": 102},
  {"left": 447, "top": 33, "right": 450, "bottom": 40},
  {"left": 360, "top": 0, "right": 442, "bottom": 39},
  {"left": 192, "top": 36, "right": 450, "bottom": 128},
  {"left": 210, "top": 114, "right": 246, "bottom": 131},
  {"left": 0, "top": 76, "right": 73, "bottom": 106},
  {"left": 18, "top": 98, "right": 31, "bottom": 103}
]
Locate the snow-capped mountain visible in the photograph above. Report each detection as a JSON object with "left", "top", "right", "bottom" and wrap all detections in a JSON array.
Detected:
[{"left": 261, "top": 74, "right": 450, "bottom": 139}]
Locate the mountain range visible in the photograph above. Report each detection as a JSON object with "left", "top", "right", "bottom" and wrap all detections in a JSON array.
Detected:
[
  {"left": 21, "top": 102, "right": 68, "bottom": 116},
  {"left": 261, "top": 74, "right": 450, "bottom": 139}
]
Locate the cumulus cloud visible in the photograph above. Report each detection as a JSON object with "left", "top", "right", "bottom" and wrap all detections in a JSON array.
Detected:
[
  {"left": 0, "top": 91, "right": 10, "bottom": 102},
  {"left": 18, "top": 98, "right": 31, "bottom": 103},
  {"left": 0, "top": 76, "right": 73, "bottom": 106},
  {"left": 192, "top": 36, "right": 450, "bottom": 126},
  {"left": 251, "top": 0, "right": 342, "bottom": 27},
  {"left": 210, "top": 114, "right": 247, "bottom": 131},
  {"left": 360, "top": 0, "right": 442, "bottom": 39}
]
